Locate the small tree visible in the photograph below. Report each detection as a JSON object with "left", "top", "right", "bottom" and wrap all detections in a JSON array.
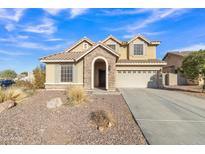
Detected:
[
  {"left": 0, "top": 69, "right": 17, "bottom": 79},
  {"left": 33, "top": 66, "right": 45, "bottom": 89},
  {"left": 181, "top": 50, "right": 205, "bottom": 92}
]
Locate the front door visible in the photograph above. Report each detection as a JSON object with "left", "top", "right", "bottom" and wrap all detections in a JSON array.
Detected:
[{"left": 99, "top": 69, "right": 106, "bottom": 87}]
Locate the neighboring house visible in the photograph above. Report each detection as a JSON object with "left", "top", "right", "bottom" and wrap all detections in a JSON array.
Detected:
[
  {"left": 40, "top": 35, "right": 166, "bottom": 90},
  {"left": 162, "top": 51, "right": 200, "bottom": 85},
  {"left": 16, "top": 72, "right": 34, "bottom": 82},
  {"left": 162, "top": 51, "right": 192, "bottom": 73}
]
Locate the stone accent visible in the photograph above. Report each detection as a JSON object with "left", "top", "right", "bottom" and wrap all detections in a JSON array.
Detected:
[
  {"left": 47, "top": 97, "right": 63, "bottom": 109},
  {"left": 84, "top": 46, "right": 117, "bottom": 91}
]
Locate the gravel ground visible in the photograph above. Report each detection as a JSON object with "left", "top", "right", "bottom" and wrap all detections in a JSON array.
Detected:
[{"left": 0, "top": 90, "right": 146, "bottom": 145}]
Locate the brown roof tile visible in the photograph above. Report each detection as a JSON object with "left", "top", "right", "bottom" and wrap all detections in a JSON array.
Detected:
[
  {"left": 40, "top": 51, "right": 86, "bottom": 61},
  {"left": 117, "top": 59, "right": 166, "bottom": 64}
]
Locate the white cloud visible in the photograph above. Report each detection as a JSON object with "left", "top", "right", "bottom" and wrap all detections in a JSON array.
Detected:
[
  {"left": 0, "top": 50, "right": 30, "bottom": 56},
  {"left": 127, "top": 9, "right": 189, "bottom": 32},
  {"left": 23, "top": 18, "right": 57, "bottom": 35},
  {"left": 105, "top": 9, "right": 190, "bottom": 33},
  {"left": 17, "top": 35, "right": 29, "bottom": 39},
  {"left": 0, "top": 35, "right": 29, "bottom": 43},
  {"left": 43, "top": 8, "right": 66, "bottom": 16},
  {"left": 172, "top": 43, "right": 205, "bottom": 51},
  {"left": 101, "top": 8, "right": 153, "bottom": 16},
  {"left": 5, "top": 23, "right": 16, "bottom": 31},
  {"left": 70, "top": 8, "right": 89, "bottom": 19},
  {"left": 46, "top": 38, "right": 64, "bottom": 42},
  {"left": 16, "top": 41, "right": 64, "bottom": 51},
  {"left": 0, "top": 8, "right": 26, "bottom": 22},
  {"left": 143, "top": 31, "right": 165, "bottom": 36},
  {"left": 123, "top": 31, "right": 164, "bottom": 39}
]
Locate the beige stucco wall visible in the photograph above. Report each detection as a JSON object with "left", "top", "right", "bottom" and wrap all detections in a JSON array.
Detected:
[
  {"left": 104, "top": 38, "right": 127, "bottom": 59},
  {"left": 75, "top": 59, "right": 84, "bottom": 83},
  {"left": 45, "top": 61, "right": 84, "bottom": 84},
  {"left": 129, "top": 38, "right": 156, "bottom": 60},
  {"left": 164, "top": 54, "right": 183, "bottom": 69},
  {"left": 70, "top": 40, "right": 92, "bottom": 52},
  {"left": 46, "top": 64, "right": 56, "bottom": 83}
]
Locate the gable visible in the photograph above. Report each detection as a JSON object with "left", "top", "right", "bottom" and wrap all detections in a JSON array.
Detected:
[
  {"left": 104, "top": 38, "right": 121, "bottom": 45},
  {"left": 130, "top": 37, "right": 149, "bottom": 45},
  {"left": 76, "top": 43, "right": 119, "bottom": 61},
  {"left": 70, "top": 40, "right": 93, "bottom": 52}
]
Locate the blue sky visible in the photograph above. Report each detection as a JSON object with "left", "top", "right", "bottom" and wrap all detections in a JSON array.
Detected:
[{"left": 0, "top": 8, "right": 205, "bottom": 73}]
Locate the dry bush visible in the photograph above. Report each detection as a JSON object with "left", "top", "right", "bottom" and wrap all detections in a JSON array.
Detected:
[
  {"left": 0, "top": 88, "right": 6, "bottom": 103},
  {"left": 33, "top": 67, "right": 45, "bottom": 89},
  {"left": 66, "top": 86, "right": 88, "bottom": 106},
  {"left": 90, "top": 110, "right": 115, "bottom": 131},
  {"left": 15, "top": 80, "right": 35, "bottom": 90},
  {"left": 0, "top": 87, "right": 29, "bottom": 104}
]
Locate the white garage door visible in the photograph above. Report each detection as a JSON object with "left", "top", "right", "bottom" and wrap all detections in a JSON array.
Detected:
[{"left": 116, "top": 70, "right": 158, "bottom": 88}]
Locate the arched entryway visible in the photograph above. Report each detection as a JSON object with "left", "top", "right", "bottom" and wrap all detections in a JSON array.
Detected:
[{"left": 91, "top": 56, "right": 108, "bottom": 90}]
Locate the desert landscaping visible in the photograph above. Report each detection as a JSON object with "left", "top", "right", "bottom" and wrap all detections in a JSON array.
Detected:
[{"left": 0, "top": 90, "right": 146, "bottom": 145}]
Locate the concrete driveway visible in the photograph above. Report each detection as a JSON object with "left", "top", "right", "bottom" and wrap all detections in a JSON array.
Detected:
[{"left": 120, "top": 88, "right": 205, "bottom": 145}]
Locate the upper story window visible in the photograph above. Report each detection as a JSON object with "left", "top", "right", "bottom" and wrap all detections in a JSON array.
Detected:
[
  {"left": 83, "top": 42, "right": 89, "bottom": 50},
  {"left": 61, "top": 64, "right": 73, "bottom": 82},
  {"left": 107, "top": 44, "right": 116, "bottom": 51},
  {"left": 134, "top": 44, "right": 144, "bottom": 55}
]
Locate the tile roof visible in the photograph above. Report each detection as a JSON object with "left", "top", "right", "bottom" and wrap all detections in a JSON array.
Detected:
[
  {"left": 40, "top": 51, "right": 86, "bottom": 61},
  {"left": 162, "top": 51, "right": 195, "bottom": 60},
  {"left": 117, "top": 59, "right": 166, "bottom": 64},
  {"left": 40, "top": 43, "right": 120, "bottom": 62}
]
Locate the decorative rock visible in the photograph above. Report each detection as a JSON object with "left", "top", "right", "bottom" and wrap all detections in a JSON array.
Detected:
[
  {"left": 108, "top": 122, "right": 112, "bottom": 128},
  {"left": 0, "top": 100, "right": 15, "bottom": 113},
  {"left": 46, "top": 97, "right": 63, "bottom": 109}
]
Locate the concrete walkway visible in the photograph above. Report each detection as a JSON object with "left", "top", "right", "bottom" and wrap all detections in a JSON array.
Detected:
[{"left": 120, "top": 88, "right": 205, "bottom": 144}]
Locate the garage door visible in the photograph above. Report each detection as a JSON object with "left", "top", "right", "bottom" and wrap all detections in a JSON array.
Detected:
[{"left": 116, "top": 70, "right": 158, "bottom": 88}]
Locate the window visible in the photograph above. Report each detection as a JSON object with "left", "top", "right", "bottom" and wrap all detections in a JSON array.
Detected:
[
  {"left": 134, "top": 44, "right": 144, "bottom": 55},
  {"left": 61, "top": 64, "right": 73, "bottom": 82},
  {"left": 107, "top": 44, "right": 116, "bottom": 50},
  {"left": 83, "top": 42, "right": 89, "bottom": 49}
]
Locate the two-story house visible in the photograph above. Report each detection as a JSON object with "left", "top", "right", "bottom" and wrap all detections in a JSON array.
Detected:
[{"left": 40, "top": 35, "right": 166, "bottom": 90}]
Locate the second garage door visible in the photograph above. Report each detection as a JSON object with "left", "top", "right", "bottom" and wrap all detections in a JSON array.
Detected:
[{"left": 116, "top": 70, "right": 158, "bottom": 88}]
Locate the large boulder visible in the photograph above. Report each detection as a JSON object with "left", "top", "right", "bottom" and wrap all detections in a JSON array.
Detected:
[
  {"left": 47, "top": 97, "right": 63, "bottom": 109},
  {"left": 0, "top": 100, "right": 15, "bottom": 113}
]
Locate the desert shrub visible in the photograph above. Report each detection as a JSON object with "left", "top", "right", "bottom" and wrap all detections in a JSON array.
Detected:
[
  {"left": 0, "top": 87, "right": 29, "bottom": 104},
  {"left": 0, "top": 88, "right": 6, "bottom": 103},
  {"left": 66, "top": 86, "right": 88, "bottom": 106},
  {"left": 15, "top": 80, "right": 35, "bottom": 89},
  {"left": 90, "top": 110, "right": 114, "bottom": 131},
  {"left": 33, "top": 66, "right": 45, "bottom": 89}
]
